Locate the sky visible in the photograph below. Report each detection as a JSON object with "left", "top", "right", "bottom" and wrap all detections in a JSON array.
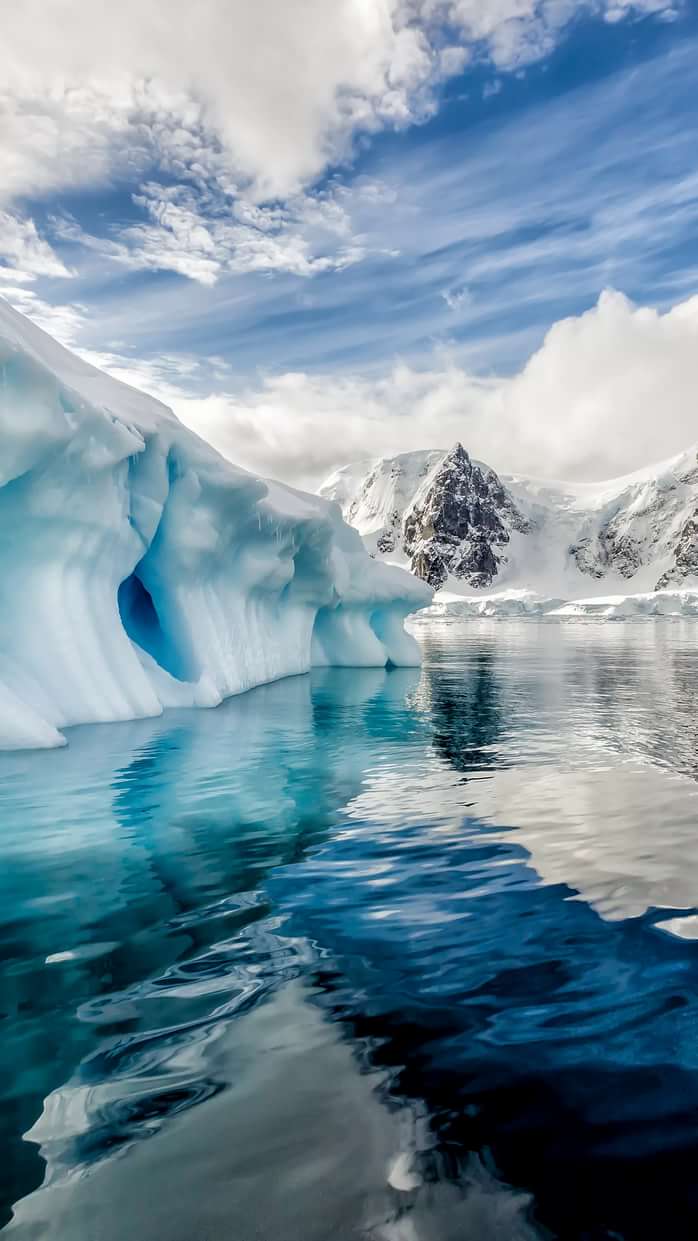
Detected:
[{"left": 2, "top": 0, "right": 698, "bottom": 488}]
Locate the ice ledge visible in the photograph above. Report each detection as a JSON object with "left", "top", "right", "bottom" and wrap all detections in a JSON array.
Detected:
[
  {"left": 0, "top": 298, "right": 431, "bottom": 750},
  {"left": 416, "top": 587, "right": 698, "bottom": 622}
]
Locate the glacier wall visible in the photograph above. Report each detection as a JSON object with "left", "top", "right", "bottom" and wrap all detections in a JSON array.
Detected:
[{"left": 0, "top": 300, "right": 431, "bottom": 750}]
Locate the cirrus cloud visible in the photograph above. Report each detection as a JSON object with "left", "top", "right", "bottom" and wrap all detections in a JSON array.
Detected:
[{"left": 0, "top": 0, "right": 681, "bottom": 287}]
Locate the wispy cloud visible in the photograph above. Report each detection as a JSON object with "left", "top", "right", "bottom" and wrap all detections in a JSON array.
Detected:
[
  {"left": 0, "top": 282, "right": 228, "bottom": 403},
  {"left": 3, "top": 2, "right": 675, "bottom": 204},
  {"left": 52, "top": 180, "right": 374, "bottom": 285},
  {"left": 31, "top": 29, "right": 696, "bottom": 382},
  {"left": 0, "top": 0, "right": 681, "bottom": 296},
  {"left": 0, "top": 286, "right": 85, "bottom": 345},
  {"left": 2, "top": 1, "right": 696, "bottom": 490},
  {"left": 0, "top": 211, "right": 71, "bottom": 282}
]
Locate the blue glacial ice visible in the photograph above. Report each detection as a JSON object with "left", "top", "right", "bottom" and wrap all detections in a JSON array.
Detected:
[{"left": 0, "top": 298, "right": 431, "bottom": 749}]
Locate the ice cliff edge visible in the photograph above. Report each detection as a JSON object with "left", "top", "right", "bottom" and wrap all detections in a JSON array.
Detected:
[{"left": 0, "top": 299, "right": 431, "bottom": 750}]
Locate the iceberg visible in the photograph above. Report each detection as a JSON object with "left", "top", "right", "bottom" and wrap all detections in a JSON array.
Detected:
[
  {"left": 0, "top": 299, "right": 431, "bottom": 750},
  {"left": 546, "top": 588, "right": 698, "bottom": 620},
  {"left": 415, "top": 586, "right": 698, "bottom": 622},
  {"left": 419, "top": 588, "right": 566, "bottom": 620}
]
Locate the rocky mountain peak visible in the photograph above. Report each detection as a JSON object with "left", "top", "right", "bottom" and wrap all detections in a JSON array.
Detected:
[
  {"left": 402, "top": 443, "right": 530, "bottom": 590},
  {"left": 319, "top": 441, "right": 698, "bottom": 597}
]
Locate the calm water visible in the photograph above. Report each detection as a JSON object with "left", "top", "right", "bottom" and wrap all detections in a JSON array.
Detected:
[{"left": 2, "top": 621, "right": 698, "bottom": 1240}]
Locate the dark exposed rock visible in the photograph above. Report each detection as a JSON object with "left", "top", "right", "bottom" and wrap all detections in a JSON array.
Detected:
[
  {"left": 656, "top": 506, "right": 698, "bottom": 588},
  {"left": 402, "top": 443, "right": 530, "bottom": 589},
  {"left": 572, "top": 455, "right": 698, "bottom": 586},
  {"left": 569, "top": 536, "right": 605, "bottom": 580},
  {"left": 327, "top": 444, "right": 698, "bottom": 598},
  {"left": 374, "top": 507, "right": 401, "bottom": 555},
  {"left": 410, "top": 541, "right": 450, "bottom": 591},
  {"left": 571, "top": 525, "right": 643, "bottom": 580},
  {"left": 376, "top": 529, "right": 396, "bottom": 554}
]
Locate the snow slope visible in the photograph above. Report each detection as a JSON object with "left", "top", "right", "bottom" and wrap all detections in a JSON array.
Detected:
[
  {"left": 0, "top": 299, "right": 430, "bottom": 750},
  {"left": 321, "top": 443, "right": 698, "bottom": 607},
  {"left": 321, "top": 450, "right": 445, "bottom": 559}
]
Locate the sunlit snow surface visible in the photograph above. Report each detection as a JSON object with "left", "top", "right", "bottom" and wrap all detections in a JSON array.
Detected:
[
  {"left": 0, "top": 299, "right": 430, "bottom": 750},
  {"left": 425, "top": 585, "right": 698, "bottom": 619},
  {"left": 321, "top": 445, "right": 698, "bottom": 603}
]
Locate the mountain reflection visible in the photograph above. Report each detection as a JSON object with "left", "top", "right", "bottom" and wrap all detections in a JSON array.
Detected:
[{"left": 420, "top": 637, "right": 505, "bottom": 775}]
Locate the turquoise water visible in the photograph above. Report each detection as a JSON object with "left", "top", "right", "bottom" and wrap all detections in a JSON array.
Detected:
[{"left": 2, "top": 621, "right": 698, "bottom": 1239}]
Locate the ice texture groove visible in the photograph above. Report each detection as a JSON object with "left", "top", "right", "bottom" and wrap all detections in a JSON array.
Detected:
[{"left": 0, "top": 299, "right": 431, "bottom": 750}]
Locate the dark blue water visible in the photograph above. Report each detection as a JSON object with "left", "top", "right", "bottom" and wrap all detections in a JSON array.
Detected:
[{"left": 2, "top": 621, "right": 698, "bottom": 1239}]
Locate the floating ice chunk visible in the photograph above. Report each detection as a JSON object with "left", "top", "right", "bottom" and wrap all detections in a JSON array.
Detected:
[
  {"left": 414, "top": 586, "right": 698, "bottom": 621},
  {"left": 548, "top": 588, "right": 698, "bottom": 620}
]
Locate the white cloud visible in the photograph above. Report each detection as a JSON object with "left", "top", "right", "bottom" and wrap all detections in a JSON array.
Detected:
[
  {"left": 442, "top": 283, "right": 471, "bottom": 310},
  {"left": 0, "top": 0, "right": 680, "bottom": 302},
  {"left": 0, "top": 282, "right": 218, "bottom": 401},
  {"left": 0, "top": 0, "right": 681, "bottom": 286},
  {"left": 51, "top": 179, "right": 372, "bottom": 285},
  {"left": 502, "top": 288, "right": 698, "bottom": 479},
  {"left": 6, "top": 281, "right": 694, "bottom": 487},
  {"left": 120, "top": 182, "right": 368, "bottom": 283},
  {"left": 0, "top": 286, "right": 85, "bottom": 346},
  {"left": 0, "top": 4, "right": 440, "bottom": 207},
  {"left": 170, "top": 290, "right": 698, "bottom": 488},
  {"left": 482, "top": 77, "right": 502, "bottom": 98},
  {"left": 603, "top": 0, "right": 676, "bottom": 21},
  {"left": 423, "top": 1, "right": 679, "bottom": 69},
  {"left": 0, "top": 210, "right": 71, "bottom": 282}
]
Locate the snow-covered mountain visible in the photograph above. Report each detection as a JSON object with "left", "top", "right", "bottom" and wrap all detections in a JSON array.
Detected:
[
  {"left": 320, "top": 442, "right": 698, "bottom": 600},
  {"left": 0, "top": 299, "right": 430, "bottom": 750}
]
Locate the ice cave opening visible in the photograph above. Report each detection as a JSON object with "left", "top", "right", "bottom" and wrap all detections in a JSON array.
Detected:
[{"left": 117, "top": 569, "right": 191, "bottom": 683}]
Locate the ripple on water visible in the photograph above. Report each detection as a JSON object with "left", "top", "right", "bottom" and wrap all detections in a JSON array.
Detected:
[{"left": 1, "top": 623, "right": 698, "bottom": 1239}]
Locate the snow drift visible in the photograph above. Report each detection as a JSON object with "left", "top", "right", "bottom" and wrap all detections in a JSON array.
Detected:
[{"left": 0, "top": 299, "right": 431, "bottom": 750}]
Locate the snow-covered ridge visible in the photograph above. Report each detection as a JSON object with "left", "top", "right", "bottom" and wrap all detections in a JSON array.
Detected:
[
  {"left": 320, "top": 441, "right": 698, "bottom": 604},
  {"left": 0, "top": 299, "right": 431, "bottom": 750}
]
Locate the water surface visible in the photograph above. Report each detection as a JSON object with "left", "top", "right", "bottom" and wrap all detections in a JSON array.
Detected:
[{"left": 1, "top": 621, "right": 698, "bottom": 1239}]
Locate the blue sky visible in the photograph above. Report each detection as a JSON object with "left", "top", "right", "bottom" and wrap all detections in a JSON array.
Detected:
[{"left": 2, "top": 1, "right": 698, "bottom": 485}]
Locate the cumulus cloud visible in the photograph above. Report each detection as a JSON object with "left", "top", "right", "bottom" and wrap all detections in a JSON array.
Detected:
[
  {"left": 0, "top": 0, "right": 680, "bottom": 285},
  {"left": 170, "top": 291, "right": 698, "bottom": 488},
  {"left": 2, "top": 2, "right": 433, "bottom": 203},
  {"left": 502, "top": 288, "right": 698, "bottom": 479},
  {"left": 3, "top": 2, "right": 677, "bottom": 201},
  {"left": 6, "top": 280, "right": 693, "bottom": 486}
]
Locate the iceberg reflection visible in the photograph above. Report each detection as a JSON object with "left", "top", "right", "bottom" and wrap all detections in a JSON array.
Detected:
[{"left": 2, "top": 623, "right": 698, "bottom": 1239}]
